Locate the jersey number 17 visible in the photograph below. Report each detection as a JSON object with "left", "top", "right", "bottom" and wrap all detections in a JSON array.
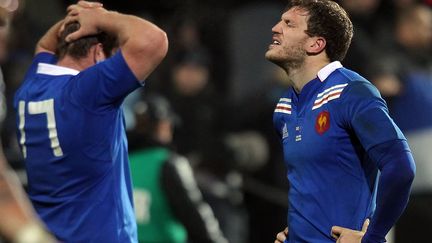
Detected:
[{"left": 18, "top": 99, "right": 63, "bottom": 158}]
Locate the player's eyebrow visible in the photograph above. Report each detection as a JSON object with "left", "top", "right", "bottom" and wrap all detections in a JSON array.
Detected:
[
  {"left": 281, "top": 11, "right": 301, "bottom": 26},
  {"left": 282, "top": 17, "right": 296, "bottom": 26}
]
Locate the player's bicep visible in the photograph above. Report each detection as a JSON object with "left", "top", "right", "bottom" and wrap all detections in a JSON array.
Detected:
[
  {"left": 120, "top": 31, "right": 168, "bottom": 81},
  {"left": 352, "top": 107, "right": 403, "bottom": 150},
  {"left": 342, "top": 81, "right": 405, "bottom": 150}
]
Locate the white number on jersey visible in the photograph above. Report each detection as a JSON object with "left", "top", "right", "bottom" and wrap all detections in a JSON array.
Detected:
[{"left": 18, "top": 99, "right": 63, "bottom": 158}]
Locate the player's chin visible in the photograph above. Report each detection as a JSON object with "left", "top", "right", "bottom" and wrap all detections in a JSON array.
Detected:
[
  {"left": 265, "top": 51, "right": 281, "bottom": 63},
  {"left": 265, "top": 50, "right": 275, "bottom": 61}
]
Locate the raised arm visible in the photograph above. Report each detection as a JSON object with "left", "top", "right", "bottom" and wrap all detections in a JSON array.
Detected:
[
  {"left": 35, "top": 1, "right": 103, "bottom": 55},
  {"left": 65, "top": 1, "right": 168, "bottom": 81},
  {"left": 34, "top": 20, "right": 63, "bottom": 55}
]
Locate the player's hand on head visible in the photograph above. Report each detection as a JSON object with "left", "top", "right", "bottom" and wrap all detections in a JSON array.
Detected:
[
  {"left": 274, "top": 227, "right": 288, "bottom": 243},
  {"left": 62, "top": 1, "right": 107, "bottom": 42},
  {"left": 331, "top": 218, "right": 369, "bottom": 243},
  {"left": 76, "top": 1, "right": 103, "bottom": 8},
  {"left": 66, "top": 1, "right": 103, "bottom": 19}
]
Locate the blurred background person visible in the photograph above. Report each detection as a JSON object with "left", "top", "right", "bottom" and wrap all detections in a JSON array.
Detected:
[
  {"left": 0, "top": 1, "right": 55, "bottom": 242},
  {"left": 368, "top": 3, "right": 432, "bottom": 243},
  {"left": 160, "top": 47, "right": 257, "bottom": 243},
  {"left": 127, "top": 93, "right": 227, "bottom": 243},
  {"left": 162, "top": 50, "right": 220, "bottom": 160},
  {"left": 339, "top": 0, "right": 389, "bottom": 79}
]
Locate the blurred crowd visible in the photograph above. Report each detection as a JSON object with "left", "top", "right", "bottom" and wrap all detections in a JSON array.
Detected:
[{"left": 0, "top": 0, "right": 431, "bottom": 242}]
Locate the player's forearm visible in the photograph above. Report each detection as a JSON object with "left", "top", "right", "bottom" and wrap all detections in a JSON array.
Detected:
[
  {"left": 95, "top": 10, "right": 168, "bottom": 80},
  {"left": 36, "top": 20, "right": 64, "bottom": 55},
  {"left": 0, "top": 155, "right": 56, "bottom": 243},
  {"left": 97, "top": 11, "right": 167, "bottom": 58},
  {"left": 0, "top": 156, "right": 30, "bottom": 236},
  {"left": 362, "top": 140, "right": 415, "bottom": 243}
]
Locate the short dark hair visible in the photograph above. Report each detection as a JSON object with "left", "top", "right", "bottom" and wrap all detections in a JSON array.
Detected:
[
  {"left": 56, "top": 22, "right": 118, "bottom": 60},
  {"left": 286, "top": 0, "right": 353, "bottom": 62}
]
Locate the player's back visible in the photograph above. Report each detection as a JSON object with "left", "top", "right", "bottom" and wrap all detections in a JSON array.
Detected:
[{"left": 14, "top": 53, "right": 137, "bottom": 242}]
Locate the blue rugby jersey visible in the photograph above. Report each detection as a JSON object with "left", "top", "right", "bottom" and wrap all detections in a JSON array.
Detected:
[
  {"left": 14, "top": 51, "right": 141, "bottom": 242},
  {"left": 273, "top": 62, "right": 406, "bottom": 242}
]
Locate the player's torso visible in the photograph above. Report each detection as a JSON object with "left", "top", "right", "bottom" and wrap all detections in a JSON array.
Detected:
[
  {"left": 274, "top": 78, "right": 356, "bottom": 177},
  {"left": 273, "top": 70, "right": 374, "bottom": 241}
]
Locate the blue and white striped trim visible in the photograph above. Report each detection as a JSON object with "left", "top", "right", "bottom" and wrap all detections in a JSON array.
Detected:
[
  {"left": 312, "top": 83, "right": 348, "bottom": 110},
  {"left": 275, "top": 98, "right": 292, "bottom": 115}
]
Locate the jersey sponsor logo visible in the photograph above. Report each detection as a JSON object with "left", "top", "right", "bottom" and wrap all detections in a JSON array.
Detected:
[
  {"left": 275, "top": 98, "right": 292, "bottom": 115},
  {"left": 282, "top": 123, "right": 288, "bottom": 139},
  {"left": 312, "top": 83, "right": 348, "bottom": 110},
  {"left": 315, "top": 111, "right": 330, "bottom": 135}
]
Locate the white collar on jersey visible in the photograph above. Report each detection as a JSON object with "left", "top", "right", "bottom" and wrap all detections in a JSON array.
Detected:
[
  {"left": 37, "top": 63, "right": 80, "bottom": 76},
  {"left": 317, "top": 61, "right": 343, "bottom": 82}
]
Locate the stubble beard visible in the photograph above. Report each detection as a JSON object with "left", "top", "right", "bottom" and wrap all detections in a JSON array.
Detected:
[{"left": 265, "top": 44, "right": 306, "bottom": 74}]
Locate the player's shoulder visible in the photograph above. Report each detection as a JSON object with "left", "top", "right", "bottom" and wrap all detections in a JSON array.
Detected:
[
  {"left": 312, "top": 67, "right": 380, "bottom": 111},
  {"left": 330, "top": 68, "right": 380, "bottom": 98},
  {"left": 311, "top": 68, "right": 356, "bottom": 108},
  {"left": 33, "top": 52, "right": 58, "bottom": 66},
  {"left": 324, "top": 67, "right": 368, "bottom": 87}
]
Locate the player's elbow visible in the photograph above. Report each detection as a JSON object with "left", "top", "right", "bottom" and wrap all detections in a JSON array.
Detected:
[
  {"left": 125, "top": 29, "right": 168, "bottom": 81},
  {"left": 389, "top": 152, "right": 416, "bottom": 187},
  {"left": 135, "top": 28, "right": 168, "bottom": 65},
  {"left": 152, "top": 29, "right": 168, "bottom": 63},
  {"left": 375, "top": 140, "right": 416, "bottom": 187},
  {"left": 401, "top": 150, "right": 416, "bottom": 185},
  {"left": 401, "top": 157, "right": 416, "bottom": 186}
]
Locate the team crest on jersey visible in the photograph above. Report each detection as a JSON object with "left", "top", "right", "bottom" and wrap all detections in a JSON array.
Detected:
[{"left": 315, "top": 111, "right": 330, "bottom": 135}]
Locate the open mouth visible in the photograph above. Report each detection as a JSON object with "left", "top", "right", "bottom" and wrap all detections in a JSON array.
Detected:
[{"left": 272, "top": 40, "right": 281, "bottom": 45}]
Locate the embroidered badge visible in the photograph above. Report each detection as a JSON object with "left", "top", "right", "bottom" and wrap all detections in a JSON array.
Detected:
[
  {"left": 282, "top": 123, "right": 288, "bottom": 139},
  {"left": 315, "top": 111, "right": 330, "bottom": 135}
]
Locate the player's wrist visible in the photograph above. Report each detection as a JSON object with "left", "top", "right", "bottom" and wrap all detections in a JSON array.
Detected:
[
  {"left": 97, "top": 10, "right": 121, "bottom": 33},
  {"left": 12, "top": 222, "right": 56, "bottom": 243}
]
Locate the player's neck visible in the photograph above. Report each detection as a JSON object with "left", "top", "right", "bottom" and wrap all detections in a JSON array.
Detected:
[
  {"left": 287, "top": 58, "right": 329, "bottom": 94},
  {"left": 56, "top": 55, "right": 94, "bottom": 72}
]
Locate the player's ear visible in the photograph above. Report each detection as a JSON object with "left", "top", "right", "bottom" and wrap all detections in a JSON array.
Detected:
[
  {"left": 96, "top": 43, "right": 106, "bottom": 62},
  {"left": 90, "top": 43, "right": 106, "bottom": 64},
  {"left": 305, "top": 36, "right": 326, "bottom": 55}
]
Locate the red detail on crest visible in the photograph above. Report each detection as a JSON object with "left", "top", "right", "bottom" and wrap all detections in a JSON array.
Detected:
[{"left": 315, "top": 111, "right": 330, "bottom": 135}]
